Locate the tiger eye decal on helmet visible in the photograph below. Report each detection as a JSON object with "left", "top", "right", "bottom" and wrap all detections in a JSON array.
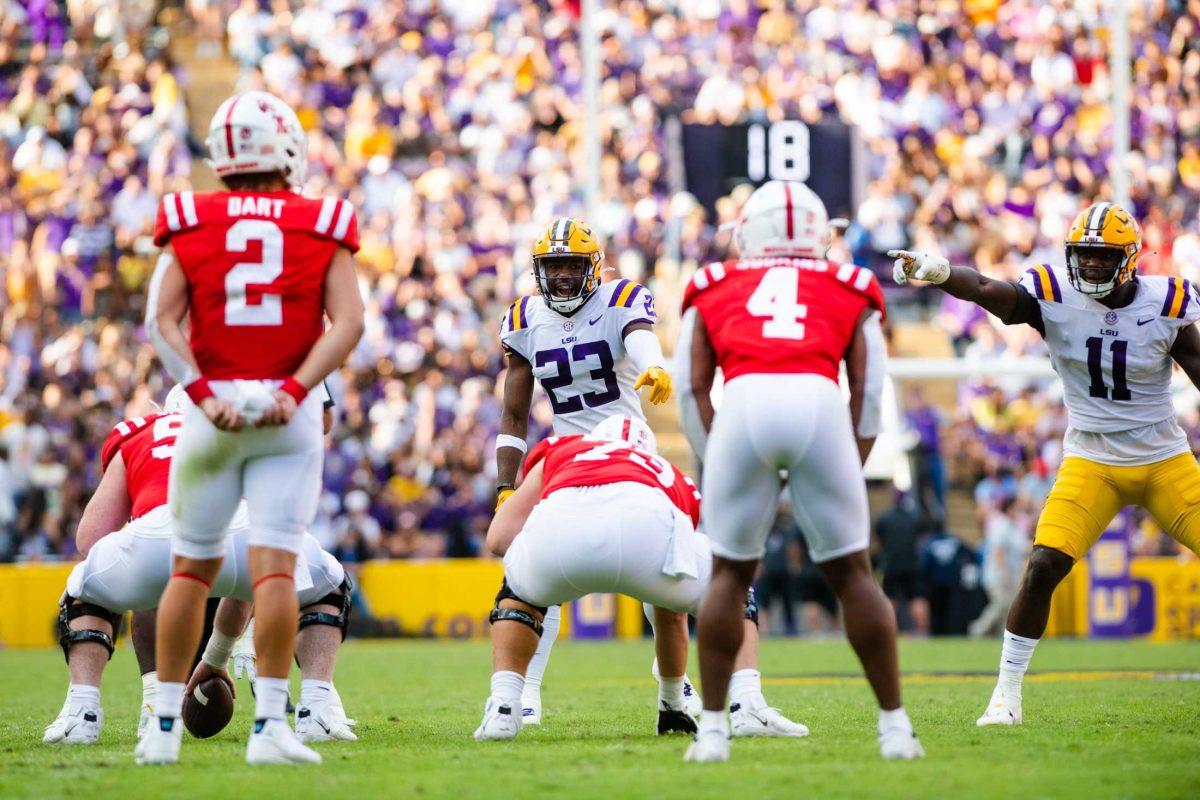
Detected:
[{"left": 531, "top": 217, "right": 605, "bottom": 314}]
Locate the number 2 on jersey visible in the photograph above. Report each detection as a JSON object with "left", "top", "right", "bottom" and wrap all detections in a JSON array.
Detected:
[
  {"left": 746, "top": 267, "right": 807, "bottom": 340},
  {"left": 225, "top": 219, "right": 283, "bottom": 326}
]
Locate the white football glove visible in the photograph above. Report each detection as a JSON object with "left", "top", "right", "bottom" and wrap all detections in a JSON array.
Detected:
[
  {"left": 232, "top": 620, "right": 257, "bottom": 682},
  {"left": 888, "top": 249, "right": 951, "bottom": 286}
]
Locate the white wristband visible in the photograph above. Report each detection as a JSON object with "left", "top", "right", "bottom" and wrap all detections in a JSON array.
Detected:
[
  {"left": 201, "top": 629, "right": 238, "bottom": 669},
  {"left": 495, "top": 434, "right": 528, "bottom": 454}
]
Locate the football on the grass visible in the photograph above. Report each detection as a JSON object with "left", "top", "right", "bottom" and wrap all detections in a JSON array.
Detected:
[{"left": 182, "top": 676, "right": 235, "bottom": 738}]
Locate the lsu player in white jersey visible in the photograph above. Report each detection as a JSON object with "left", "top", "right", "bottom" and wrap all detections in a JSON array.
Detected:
[
  {"left": 891, "top": 201, "right": 1200, "bottom": 727},
  {"left": 495, "top": 217, "right": 685, "bottom": 727}
]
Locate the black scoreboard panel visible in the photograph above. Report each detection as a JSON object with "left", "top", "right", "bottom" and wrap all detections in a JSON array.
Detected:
[{"left": 681, "top": 121, "right": 857, "bottom": 219}]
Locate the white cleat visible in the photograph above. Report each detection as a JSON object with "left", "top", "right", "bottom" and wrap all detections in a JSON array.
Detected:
[
  {"left": 730, "top": 701, "right": 809, "bottom": 738},
  {"left": 296, "top": 703, "right": 357, "bottom": 742},
  {"left": 473, "top": 697, "right": 522, "bottom": 741},
  {"left": 137, "top": 702, "right": 154, "bottom": 741},
  {"left": 684, "top": 730, "right": 731, "bottom": 763},
  {"left": 520, "top": 686, "right": 541, "bottom": 726},
  {"left": 977, "top": 684, "right": 1022, "bottom": 726},
  {"left": 134, "top": 718, "right": 182, "bottom": 765},
  {"left": 651, "top": 659, "right": 702, "bottom": 717},
  {"left": 878, "top": 726, "right": 925, "bottom": 760},
  {"left": 43, "top": 704, "right": 103, "bottom": 744},
  {"left": 246, "top": 718, "right": 322, "bottom": 765}
]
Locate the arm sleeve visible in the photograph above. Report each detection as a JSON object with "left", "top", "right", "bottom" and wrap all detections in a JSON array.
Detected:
[
  {"left": 674, "top": 307, "right": 708, "bottom": 460},
  {"left": 857, "top": 310, "right": 886, "bottom": 439},
  {"left": 623, "top": 327, "right": 665, "bottom": 372},
  {"left": 1002, "top": 277, "right": 1045, "bottom": 335},
  {"left": 144, "top": 251, "right": 201, "bottom": 385}
]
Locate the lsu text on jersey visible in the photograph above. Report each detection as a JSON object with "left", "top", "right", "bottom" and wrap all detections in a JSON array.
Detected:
[{"left": 1010, "top": 264, "right": 1200, "bottom": 559}]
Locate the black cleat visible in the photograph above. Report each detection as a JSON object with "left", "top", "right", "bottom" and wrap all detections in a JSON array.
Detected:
[{"left": 657, "top": 704, "right": 699, "bottom": 735}]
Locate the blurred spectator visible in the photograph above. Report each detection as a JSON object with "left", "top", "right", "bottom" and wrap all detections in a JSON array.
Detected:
[
  {"left": 969, "top": 496, "right": 1031, "bottom": 637},
  {"left": 755, "top": 504, "right": 803, "bottom": 636},
  {"left": 920, "top": 524, "right": 981, "bottom": 636},
  {"left": 874, "top": 491, "right": 930, "bottom": 635}
]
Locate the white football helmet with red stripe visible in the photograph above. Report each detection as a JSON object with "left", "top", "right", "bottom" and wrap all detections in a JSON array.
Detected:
[
  {"left": 735, "top": 180, "right": 829, "bottom": 260},
  {"left": 590, "top": 414, "right": 657, "bottom": 454},
  {"left": 206, "top": 91, "right": 307, "bottom": 188}
]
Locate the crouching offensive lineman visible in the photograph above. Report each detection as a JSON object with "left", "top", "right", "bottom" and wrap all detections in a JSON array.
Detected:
[
  {"left": 474, "top": 415, "right": 807, "bottom": 741},
  {"left": 44, "top": 387, "right": 355, "bottom": 746}
]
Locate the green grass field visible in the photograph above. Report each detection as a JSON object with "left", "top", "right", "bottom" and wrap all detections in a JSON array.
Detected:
[{"left": 2, "top": 637, "right": 1198, "bottom": 800}]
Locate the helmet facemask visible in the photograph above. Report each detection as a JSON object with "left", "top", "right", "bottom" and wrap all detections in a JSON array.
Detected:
[
  {"left": 534, "top": 254, "right": 599, "bottom": 314},
  {"left": 1066, "top": 244, "right": 1133, "bottom": 298}
]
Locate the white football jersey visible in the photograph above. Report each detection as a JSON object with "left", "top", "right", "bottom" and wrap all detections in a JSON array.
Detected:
[
  {"left": 1018, "top": 264, "right": 1199, "bottom": 464},
  {"left": 501, "top": 279, "right": 657, "bottom": 435}
]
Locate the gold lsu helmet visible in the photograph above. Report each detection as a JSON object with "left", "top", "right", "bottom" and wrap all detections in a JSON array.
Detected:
[
  {"left": 1064, "top": 201, "right": 1142, "bottom": 297},
  {"left": 531, "top": 217, "right": 605, "bottom": 314}
]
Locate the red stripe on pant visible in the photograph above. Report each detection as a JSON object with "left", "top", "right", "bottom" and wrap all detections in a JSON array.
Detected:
[{"left": 252, "top": 572, "right": 293, "bottom": 590}]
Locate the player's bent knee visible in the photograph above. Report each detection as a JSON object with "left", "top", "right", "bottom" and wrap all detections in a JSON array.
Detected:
[
  {"left": 298, "top": 576, "right": 354, "bottom": 641},
  {"left": 57, "top": 596, "right": 122, "bottom": 663},
  {"left": 246, "top": 527, "right": 304, "bottom": 554},
  {"left": 1022, "top": 546, "right": 1074, "bottom": 594},
  {"left": 490, "top": 578, "right": 546, "bottom": 636}
]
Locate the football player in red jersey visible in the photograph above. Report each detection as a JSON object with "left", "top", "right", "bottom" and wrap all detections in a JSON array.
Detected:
[
  {"left": 140, "top": 91, "right": 364, "bottom": 766},
  {"left": 42, "top": 386, "right": 356, "bottom": 747},
  {"left": 676, "top": 181, "right": 923, "bottom": 762},
  {"left": 473, "top": 415, "right": 807, "bottom": 742}
]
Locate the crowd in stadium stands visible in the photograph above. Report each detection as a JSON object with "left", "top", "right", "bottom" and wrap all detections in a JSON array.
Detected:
[{"left": 2, "top": 1, "right": 1198, "bottom": 595}]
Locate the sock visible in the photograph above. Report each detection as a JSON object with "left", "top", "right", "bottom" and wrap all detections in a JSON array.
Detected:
[
  {"left": 729, "top": 669, "right": 765, "bottom": 710},
  {"left": 523, "top": 605, "right": 561, "bottom": 689},
  {"left": 490, "top": 670, "right": 524, "bottom": 706},
  {"left": 254, "top": 677, "right": 290, "bottom": 722},
  {"left": 658, "top": 675, "right": 685, "bottom": 709},
  {"left": 300, "top": 679, "right": 333, "bottom": 709},
  {"left": 156, "top": 681, "right": 185, "bottom": 720},
  {"left": 141, "top": 671, "right": 157, "bottom": 712},
  {"left": 698, "top": 709, "right": 730, "bottom": 737},
  {"left": 878, "top": 706, "right": 912, "bottom": 734},
  {"left": 998, "top": 630, "right": 1039, "bottom": 691},
  {"left": 329, "top": 684, "right": 344, "bottom": 711},
  {"left": 68, "top": 683, "right": 100, "bottom": 707}
]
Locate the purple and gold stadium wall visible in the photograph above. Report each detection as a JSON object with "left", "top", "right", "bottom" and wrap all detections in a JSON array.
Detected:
[{"left": 0, "top": 558, "right": 1196, "bottom": 648}]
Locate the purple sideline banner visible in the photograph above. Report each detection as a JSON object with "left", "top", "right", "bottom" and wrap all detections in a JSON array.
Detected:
[
  {"left": 1089, "top": 511, "right": 1133, "bottom": 638},
  {"left": 570, "top": 593, "right": 617, "bottom": 639}
]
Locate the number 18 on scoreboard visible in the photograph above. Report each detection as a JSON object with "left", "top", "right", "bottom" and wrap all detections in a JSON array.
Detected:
[{"left": 678, "top": 119, "right": 863, "bottom": 220}]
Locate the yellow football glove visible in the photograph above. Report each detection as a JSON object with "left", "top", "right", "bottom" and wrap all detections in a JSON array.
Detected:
[
  {"left": 633, "top": 365, "right": 673, "bottom": 405},
  {"left": 495, "top": 487, "right": 515, "bottom": 511}
]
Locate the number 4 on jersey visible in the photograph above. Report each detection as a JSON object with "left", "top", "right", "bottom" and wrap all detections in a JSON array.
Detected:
[{"left": 746, "top": 267, "right": 807, "bottom": 340}]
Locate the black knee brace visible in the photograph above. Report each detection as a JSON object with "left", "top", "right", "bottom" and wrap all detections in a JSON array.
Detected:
[
  {"left": 489, "top": 578, "right": 545, "bottom": 636},
  {"left": 489, "top": 607, "right": 544, "bottom": 637},
  {"left": 57, "top": 596, "right": 122, "bottom": 663},
  {"left": 743, "top": 587, "right": 760, "bottom": 628},
  {"left": 298, "top": 574, "right": 354, "bottom": 641}
]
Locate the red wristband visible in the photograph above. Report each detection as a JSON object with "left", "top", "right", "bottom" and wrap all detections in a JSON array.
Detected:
[
  {"left": 280, "top": 377, "right": 308, "bottom": 404},
  {"left": 184, "top": 378, "right": 214, "bottom": 404}
]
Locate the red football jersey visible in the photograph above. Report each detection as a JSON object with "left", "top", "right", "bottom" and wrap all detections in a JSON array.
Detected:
[
  {"left": 153, "top": 190, "right": 359, "bottom": 380},
  {"left": 100, "top": 412, "right": 184, "bottom": 520},
  {"left": 524, "top": 435, "right": 701, "bottom": 525},
  {"left": 681, "top": 256, "right": 885, "bottom": 383}
]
